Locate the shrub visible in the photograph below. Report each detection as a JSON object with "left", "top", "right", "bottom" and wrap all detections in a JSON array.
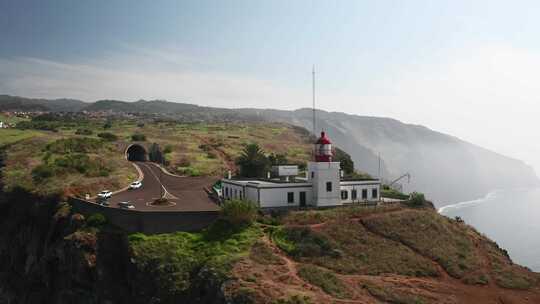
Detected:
[
  {"left": 163, "top": 145, "right": 173, "bottom": 154},
  {"left": 221, "top": 199, "right": 258, "bottom": 227},
  {"left": 408, "top": 192, "right": 426, "bottom": 207},
  {"left": 16, "top": 120, "right": 59, "bottom": 132},
  {"left": 97, "top": 132, "right": 118, "bottom": 141},
  {"left": 131, "top": 133, "right": 146, "bottom": 141},
  {"left": 86, "top": 213, "right": 107, "bottom": 227},
  {"left": 46, "top": 137, "right": 103, "bottom": 153},
  {"left": 31, "top": 164, "right": 54, "bottom": 182},
  {"left": 297, "top": 265, "right": 348, "bottom": 298},
  {"left": 137, "top": 122, "right": 145, "bottom": 128},
  {"left": 272, "top": 226, "right": 333, "bottom": 258},
  {"left": 75, "top": 128, "right": 93, "bottom": 135},
  {"left": 103, "top": 121, "right": 112, "bottom": 129}
]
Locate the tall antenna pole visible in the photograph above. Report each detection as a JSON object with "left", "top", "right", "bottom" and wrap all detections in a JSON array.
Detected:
[
  {"left": 312, "top": 65, "right": 316, "bottom": 135},
  {"left": 378, "top": 152, "right": 381, "bottom": 181}
]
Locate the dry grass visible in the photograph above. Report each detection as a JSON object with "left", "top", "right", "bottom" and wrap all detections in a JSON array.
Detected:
[
  {"left": 282, "top": 204, "right": 403, "bottom": 226},
  {"left": 361, "top": 209, "right": 486, "bottom": 282}
]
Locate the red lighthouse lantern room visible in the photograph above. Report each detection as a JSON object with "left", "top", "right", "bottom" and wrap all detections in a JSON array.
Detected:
[{"left": 314, "top": 131, "right": 333, "bottom": 162}]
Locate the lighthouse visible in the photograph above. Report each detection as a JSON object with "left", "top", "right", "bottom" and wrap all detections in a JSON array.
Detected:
[
  {"left": 307, "top": 131, "right": 341, "bottom": 206},
  {"left": 314, "top": 131, "right": 333, "bottom": 162}
]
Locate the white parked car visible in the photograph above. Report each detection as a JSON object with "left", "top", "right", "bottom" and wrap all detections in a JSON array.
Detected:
[
  {"left": 97, "top": 190, "right": 113, "bottom": 199},
  {"left": 118, "top": 201, "right": 135, "bottom": 209},
  {"left": 129, "top": 181, "right": 142, "bottom": 189}
]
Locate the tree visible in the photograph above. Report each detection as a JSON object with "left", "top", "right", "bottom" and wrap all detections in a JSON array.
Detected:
[
  {"left": 334, "top": 147, "right": 354, "bottom": 175},
  {"left": 236, "top": 143, "right": 270, "bottom": 178},
  {"left": 268, "top": 153, "right": 288, "bottom": 166},
  {"left": 148, "top": 143, "right": 164, "bottom": 164}
]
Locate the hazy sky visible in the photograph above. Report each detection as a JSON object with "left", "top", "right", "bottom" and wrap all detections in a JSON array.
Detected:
[{"left": 2, "top": 0, "right": 540, "bottom": 173}]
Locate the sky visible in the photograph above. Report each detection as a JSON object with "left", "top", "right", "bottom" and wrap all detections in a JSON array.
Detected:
[{"left": 2, "top": 0, "right": 540, "bottom": 173}]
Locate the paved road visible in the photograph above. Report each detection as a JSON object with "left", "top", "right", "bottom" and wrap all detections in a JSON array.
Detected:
[{"left": 98, "top": 162, "right": 220, "bottom": 212}]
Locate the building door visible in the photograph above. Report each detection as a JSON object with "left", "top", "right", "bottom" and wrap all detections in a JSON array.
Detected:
[{"left": 299, "top": 191, "right": 306, "bottom": 207}]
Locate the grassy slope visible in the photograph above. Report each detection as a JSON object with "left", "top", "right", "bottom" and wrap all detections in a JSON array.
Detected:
[
  {"left": 227, "top": 206, "right": 540, "bottom": 303},
  {"left": 1, "top": 120, "right": 312, "bottom": 196}
]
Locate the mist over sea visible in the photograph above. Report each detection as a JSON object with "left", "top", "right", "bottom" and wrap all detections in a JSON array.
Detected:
[{"left": 439, "top": 188, "right": 540, "bottom": 271}]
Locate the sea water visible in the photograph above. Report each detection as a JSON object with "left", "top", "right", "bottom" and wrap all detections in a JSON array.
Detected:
[{"left": 439, "top": 188, "right": 540, "bottom": 271}]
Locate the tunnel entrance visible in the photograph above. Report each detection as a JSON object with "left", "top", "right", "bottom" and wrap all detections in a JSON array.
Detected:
[{"left": 126, "top": 144, "right": 147, "bottom": 162}]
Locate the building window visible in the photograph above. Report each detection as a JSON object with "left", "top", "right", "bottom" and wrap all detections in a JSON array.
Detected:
[
  {"left": 239, "top": 190, "right": 243, "bottom": 200},
  {"left": 225, "top": 187, "right": 229, "bottom": 198},
  {"left": 362, "top": 189, "right": 368, "bottom": 199},
  {"left": 351, "top": 189, "right": 357, "bottom": 200},
  {"left": 341, "top": 190, "right": 348, "bottom": 200},
  {"left": 234, "top": 189, "right": 237, "bottom": 198},
  {"left": 287, "top": 192, "right": 294, "bottom": 204},
  {"left": 311, "top": 172, "right": 314, "bottom": 179},
  {"left": 372, "top": 189, "right": 378, "bottom": 199},
  {"left": 326, "top": 182, "right": 332, "bottom": 192}
]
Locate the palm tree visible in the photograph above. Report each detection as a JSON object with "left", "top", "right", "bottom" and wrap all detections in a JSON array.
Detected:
[{"left": 236, "top": 143, "right": 269, "bottom": 178}]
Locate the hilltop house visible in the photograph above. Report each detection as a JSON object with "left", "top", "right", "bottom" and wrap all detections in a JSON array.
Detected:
[{"left": 221, "top": 131, "right": 381, "bottom": 208}]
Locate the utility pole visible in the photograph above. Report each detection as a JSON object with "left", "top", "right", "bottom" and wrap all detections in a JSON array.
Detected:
[
  {"left": 378, "top": 152, "right": 381, "bottom": 181},
  {"left": 312, "top": 65, "right": 316, "bottom": 136}
]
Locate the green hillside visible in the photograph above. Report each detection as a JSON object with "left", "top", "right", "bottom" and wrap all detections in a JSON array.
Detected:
[{"left": 0, "top": 117, "right": 312, "bottom": 197}]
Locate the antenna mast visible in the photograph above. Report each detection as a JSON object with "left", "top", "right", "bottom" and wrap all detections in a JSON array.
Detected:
[{"left": 312, "top": 65, "right": 316, "bottom": 135}]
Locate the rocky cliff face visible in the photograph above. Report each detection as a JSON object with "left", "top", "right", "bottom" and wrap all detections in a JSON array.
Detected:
[{"left": 0, "top": 189, "right": 230, "bottom": 304}]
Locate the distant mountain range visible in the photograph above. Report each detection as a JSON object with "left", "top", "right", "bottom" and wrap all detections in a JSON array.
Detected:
[{"left": 2, "top": 94, "right": 537, "bottom": 206}]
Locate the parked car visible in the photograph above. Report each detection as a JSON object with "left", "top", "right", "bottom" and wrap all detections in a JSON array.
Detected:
[
  {"left": 129, "top": 181, "right": 142, "bottom": 189},
  {"left": 97, "top": 190, "right": 113, "bottom": 199},
  {"left": 118, "top": 201, "right": 135, "bottom": 209},
  {"left": 99, "top": 200, "right": 110, "bottom": 207}
]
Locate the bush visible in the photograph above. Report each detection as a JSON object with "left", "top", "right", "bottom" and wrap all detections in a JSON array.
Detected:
[
  {"left": 97, "top": 132, "right": 118, "bottom": 141},
  {"left": 408, "top": 192, "right": 426, "bottom": 207},
  {"left": 163, "top": 145, "right": 173, "bottom": 154},
  {"left": 46, "top": 137, "right": 103, "bottom": 153},
  {"left": 87, "top": 213, "right": 107, "bottom": 227},
  {"left": 75, "top": 128, "right": 93, "bottom": 135},
  {"left": 221, "top": 199, "right": 258, "bottom": 227},
  {"left": 31, "top": 164, "right": 54, "bottom": 182},
  {"left": 131, "top": 133, "right": 147, "bottom": 141},
  {"left": 272, "top": 226, "right": 333, "bottom": 258},
  {"left": 297, "top": 265, "right": 348, "bottom": 298}
]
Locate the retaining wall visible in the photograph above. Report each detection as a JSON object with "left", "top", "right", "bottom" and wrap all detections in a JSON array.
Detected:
[{"left": 69, "top": 197, "right": 219, "bottom": 234}]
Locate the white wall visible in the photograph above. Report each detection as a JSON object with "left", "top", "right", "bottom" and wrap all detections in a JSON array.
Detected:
[
  {"left": 339, "top": 183, "right": 380, "bottom": 203},
  {"left": 308, "top": 161, "right": 341, "bottom": 207},
  {"left": 257, "top": 186, "right": 313, "bottom": 208}
]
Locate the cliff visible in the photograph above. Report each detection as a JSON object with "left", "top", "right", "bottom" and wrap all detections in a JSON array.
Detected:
[{"left": 1, "top": 189, "right": 539, "bottom": 304}]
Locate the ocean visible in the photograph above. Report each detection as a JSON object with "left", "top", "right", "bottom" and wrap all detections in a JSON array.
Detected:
[{"left": 439, "top": 187, "right": 540, "bottom": 272}]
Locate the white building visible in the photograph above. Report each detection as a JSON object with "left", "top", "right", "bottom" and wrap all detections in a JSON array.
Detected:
[{"left": 221, "top": 131, "right": 381, "bottom": 208}]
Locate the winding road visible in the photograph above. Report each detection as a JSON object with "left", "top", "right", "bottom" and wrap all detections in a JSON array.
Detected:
[{"left": 98, "top": 162, "right": 220, "bottom": 212}]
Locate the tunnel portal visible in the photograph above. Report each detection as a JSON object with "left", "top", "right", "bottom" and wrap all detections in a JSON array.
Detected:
[{"left": 126, "top": 144, "right": 147, "bottom": 162}]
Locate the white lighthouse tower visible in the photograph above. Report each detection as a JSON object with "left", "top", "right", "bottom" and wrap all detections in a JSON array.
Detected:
[{"left": 307, "top": 131, "right": 341, "bottom": 207}]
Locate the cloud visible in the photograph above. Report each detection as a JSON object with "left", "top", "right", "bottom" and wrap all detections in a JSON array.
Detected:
[
  {"left": 1, "top": 44, "right": 540, "bottom": 173},
  {"left": 0, "top": 53, "right": 306, "bottom": 109}
]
